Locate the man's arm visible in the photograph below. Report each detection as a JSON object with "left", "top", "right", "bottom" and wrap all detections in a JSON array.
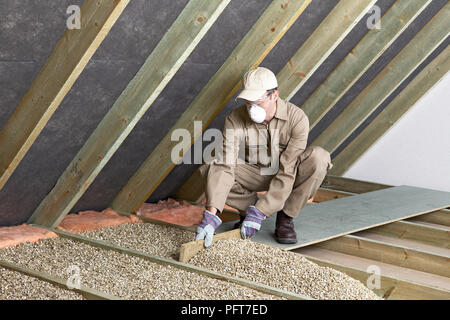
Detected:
[
  {"left": 205, "top": 113, "right": 243, "bottom": 214},
  {"left": 255, "top": 111, "right": 309, "bottom": 216}
]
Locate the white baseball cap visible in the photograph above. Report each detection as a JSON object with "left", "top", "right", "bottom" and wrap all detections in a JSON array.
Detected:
[{"left": 236, "top": 67, "right": 278, "bottom": 101}]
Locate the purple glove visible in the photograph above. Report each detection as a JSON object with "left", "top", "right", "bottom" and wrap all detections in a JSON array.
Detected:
[
  {"left": 195, "top": 210, "right": 222, "bottom": 247},
  {"left": 241, "top": 206, "right": 266, "bottom": 239}
]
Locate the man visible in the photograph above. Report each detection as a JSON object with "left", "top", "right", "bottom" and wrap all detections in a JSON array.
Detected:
[{"left": 195, "top": 67, "right": 332, "bottom": 247}]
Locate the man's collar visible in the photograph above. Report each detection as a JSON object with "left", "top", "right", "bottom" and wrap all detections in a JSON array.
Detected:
[{"left": 274, "top": 97, "right": 288, "bottom": 121}]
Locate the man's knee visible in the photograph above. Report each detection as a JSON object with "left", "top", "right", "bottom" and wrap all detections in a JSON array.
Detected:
[{"left": 299, "top": 146, "right": 332, "bottom": 173}]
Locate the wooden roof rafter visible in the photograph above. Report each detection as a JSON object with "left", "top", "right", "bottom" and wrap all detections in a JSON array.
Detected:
[
  {"left": 21, "top": 0, "right": 449, "bottom": 231},
  {"left": 302, "top": 0, "right": 433, "bottom": 129},
  {"left": 313, "top": 3, "right": 450, "bottom": 154},
  {"left": 0, "top": 0, "right": 131, "bottom": 190},
  {"left": 28, "top": 0, "right": 233, "bottom": 227},
  {"left": 329, "top": 45, "right": 450, "bottom": 175}
]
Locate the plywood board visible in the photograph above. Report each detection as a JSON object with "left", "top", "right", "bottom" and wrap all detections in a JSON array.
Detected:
[{"left": 216, "top": 185, "right": 450, "bottom": 250}]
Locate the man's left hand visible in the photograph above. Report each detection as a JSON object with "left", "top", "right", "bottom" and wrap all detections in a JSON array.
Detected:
[{"left": 240, "top": 206, "right": 266, "bottom": 239}]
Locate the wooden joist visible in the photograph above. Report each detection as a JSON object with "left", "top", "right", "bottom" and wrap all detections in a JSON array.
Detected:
[
  {"left": 321, "top": 175, "right": 391, "bottom": 193},
  {"left": 1, "top": 0, "right": 447, "bottom": 302},
  {"left": 368, "top": 220, "right": 450, "bottom": 249},
  {"left": 302, "top": 0, "right": 432, "bottom": 129},
  {"left": 0, "top": 258, "right": 121, "bottom": 300},
  {"left": 296, "top": 248, "right": 450, "bottom": 300},
  {"left": 314, "top": 234, "right": 450, "bottom": 277},
  {"left": 408, "top": 209, "right": 450, "bottom": 227},
  {"left": 0, "top": 0, "right": 130, "bottom": 190},
  {"left": 33, "top": 225, "right": 311, "bottom": 300},
  {"left": 110, "top": 0, "right": 313, "bottom": 214},
  {"left": 313, "top": 3, "right": 450, "bottom": 153},
  {"left": 312, "top": 188, "right": 354, "bottom": 202},
  {"left": 27, "top": 0, "right": 232, "bottom": 227},
  {"left": 329, "top": 45, "right": 450, "bottom": 175}
]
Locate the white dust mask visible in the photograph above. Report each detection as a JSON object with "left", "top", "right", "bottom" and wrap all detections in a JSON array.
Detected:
[{"left": 247, "top": 104, "right": 266, "bottom": 123}]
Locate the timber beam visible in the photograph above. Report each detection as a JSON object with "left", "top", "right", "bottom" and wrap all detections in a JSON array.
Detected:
[{"left": 0, "top": 0, "right": 130, "bottom": 190}]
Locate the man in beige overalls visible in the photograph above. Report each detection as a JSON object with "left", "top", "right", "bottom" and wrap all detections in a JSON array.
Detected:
[{"left": 195, "top": 67, "right": 332, "bottom": 247}]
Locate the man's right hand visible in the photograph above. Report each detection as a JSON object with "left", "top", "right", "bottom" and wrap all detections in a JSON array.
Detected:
[{"left": 195, "top": 210, "right": 222, "bottom": 248}]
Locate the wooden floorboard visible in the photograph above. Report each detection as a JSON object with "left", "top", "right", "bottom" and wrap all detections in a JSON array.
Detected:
[
  {"left": 295, "top": 247, "right": 450, "bottom": 299},
  {"left": 314, "top": 234, "right": 450, "bottom": 277},
  {"left": 355, "top": 231, "right": 450, "bottom": 257},
  {"left": 367, "top": 220, "right": 450, "bottom": 248}
]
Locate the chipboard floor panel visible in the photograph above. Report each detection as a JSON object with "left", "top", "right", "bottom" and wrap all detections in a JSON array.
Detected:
[{"left": 217, "top": 185, "right": 450, "bottom": 250}]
